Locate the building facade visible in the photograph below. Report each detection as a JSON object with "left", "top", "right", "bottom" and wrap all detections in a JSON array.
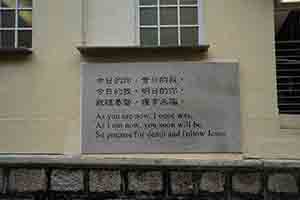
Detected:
[{"left": 0, "top": 0, "right": 300, "bottom": 199}]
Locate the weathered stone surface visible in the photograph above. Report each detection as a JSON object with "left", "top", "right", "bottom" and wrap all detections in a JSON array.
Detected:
[
  {"left": 89, "top": 170, "right": 121, "bottom": 192},
  {"left": 268, "top": 174, "right": 298, "bottom": 193},
  {"left": 232, "top": 173, "right": 261, "bottom": 194},
  {"left": 200, "top": 172, "right": 225, "bottom": 193},
  {"left": 51, "top": 169, "right": 84, "bottom": 191},
  {"left": 128, "top": 171, "right": 162, "bottom": 193},
  {"left": 9, "top": 169, "right": 47, "bottom": 192},
  {"left": 170, "top": 172, "right": 193, "bottom": 194},
  {"left": 0, "top": 169, "right": 3, "bottom": 193},
  {"left": 82, "top": 62, "right": 241, "bottom": 154}
]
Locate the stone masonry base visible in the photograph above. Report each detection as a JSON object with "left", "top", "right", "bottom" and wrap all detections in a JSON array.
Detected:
[{"left": 0, "top": 157, "right": 300, "bottom": 200}]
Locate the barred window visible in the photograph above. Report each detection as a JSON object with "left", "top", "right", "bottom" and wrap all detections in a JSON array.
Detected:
[
  {"left": 0, "top": 0, "right": 32, "bottom": 48},
  {"left": 138, "top": 0, "right": 204, "bottom": 47},
  {"left": 275, "top": 2, "right": 300, "bottom": 114}
]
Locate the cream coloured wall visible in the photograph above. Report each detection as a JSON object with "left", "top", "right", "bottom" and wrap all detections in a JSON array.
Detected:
[
  {"left": 0, "top": 0, "right": 297, "bottom": 159},
  {"left": 0, "top": 0, "right": 82, "bottom": 153},
  {"left": 85, "top": 0, "right": 137, "bottom": 46},
  {"left": 205, "top": 0, "right": 279, "bottom": 159}
]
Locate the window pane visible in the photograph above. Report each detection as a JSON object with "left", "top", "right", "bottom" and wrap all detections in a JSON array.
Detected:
[
  {"left": 160, "top": 0, "right": 177, "bottom": 5},
  {"left": 140, "top": 8, "right": 157, "bottom": 25},
  {"left": 0, "top": 0, "right": 16, "bottom": 8},
  {"left": 19, "top": 0, "right": 32, "bottom": 8},
  {"left": 180, "top": 0, "right": 197, "bottom": 5},
  {"left": 0, "top": 10, "right": 15, "bottom": 27},
  {"left": 160, "top": 7, "right": 177, "bottom": 25},
  {"left": 18, "top": 10, "right": 32, "bottom": 27},
  {"left": 181, "top": 27, "right": 198, "bottom": 46},
  {"left": 140, "top": 28, "right": 158, "bottom": 46},
  {"left": 0, "top": 30, "right": 14, "bottom": 47},
  {"left": 140, "top": 0, "right": 157, "bottom": 5},
  {"left": 180, "top": 7, "right": 197, "bottom": 24},
  {"left": 18, "top": 30, "right": 31, "bottom": 48},
  {"left": 160, "top": 27, "right": 178, "bottom": 46}
]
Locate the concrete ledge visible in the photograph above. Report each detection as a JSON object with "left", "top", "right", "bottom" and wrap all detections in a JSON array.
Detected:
[
  {"left": 0, "top": 48, "right": 32, "bottom": 56},
  {"left": 0, "top": 155, "right": 296, "bottom": 168},
  {"left": 77, "top": 46, "right": 209, "bottom": 58},
  {"left": 77, "top": 46, "right": 210, "bottom": 62},
  {"left": 264, "top": 159, "right": 300, "bottom": 168},
  {"left": 0, "top": 155, "right": 266, "bottom": 168}
]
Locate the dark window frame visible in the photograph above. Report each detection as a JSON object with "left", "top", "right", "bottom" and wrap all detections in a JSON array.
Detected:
[
  {"left": 0, "top": 0, "right": 32, "bottom": 49},
  {"left": 138, "top": 0, "right": 205, "bottom": 47}
]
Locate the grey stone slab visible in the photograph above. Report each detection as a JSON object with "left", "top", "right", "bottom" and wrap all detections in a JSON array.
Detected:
[
  {"left": 268, "top": 173, "right": 298, "bottom": 193},
  {"left": 81, "top": 62, "right": 240, "bottom": 153},
  {"left": 232, "top": 173, "right": 261, "bottom": 194},
  {"left": 170, "top": 172, "right": 194, "bottom": 194},
  {"left": 9, "top": 169, "right": 47, "bottom": 192},
  {"left": 89, "top": 170, "right": 121, "bottom": 192},
  {"left": 51, "top": 169, "right": 84, "bottom": 192},
  {"left": 200, "top": 172, "right": 225, "bottom": 193},
  {"left": 128, "top": 171, "right": 162, "bottom": 193}
]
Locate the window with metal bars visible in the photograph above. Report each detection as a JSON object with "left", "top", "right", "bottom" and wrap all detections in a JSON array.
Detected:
[
  {"left": 138, "top": 0, "right": 204, "bottom": 47},
  {"left": 276, "top": 9, "right": 300, "bottom": 114},
  {"left": 0, "top": 0, "right": 32, "bottom": 48}
]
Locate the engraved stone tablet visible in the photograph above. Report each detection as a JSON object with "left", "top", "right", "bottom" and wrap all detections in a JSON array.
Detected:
[{"left": 81, "top": 62, "right": 240, "bottom": 153}]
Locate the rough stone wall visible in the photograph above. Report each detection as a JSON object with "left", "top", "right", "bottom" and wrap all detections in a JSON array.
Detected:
[{"left": 0, "top": 166, "right": 299, "bottom": 200}]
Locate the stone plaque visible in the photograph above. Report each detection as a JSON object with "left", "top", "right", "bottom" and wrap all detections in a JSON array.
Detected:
[{"left": 81, "top": 62, "right": 240, "bottom": 153}]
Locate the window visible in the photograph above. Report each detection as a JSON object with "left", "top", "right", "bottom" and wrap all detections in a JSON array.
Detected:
[
  {"left": 138, "top": 0, "right": 204, "bottom": 47},
  {"left": 275, "top": 1, "right": 300, "bottom": 114},
  {"left": 0, "top": 0, "right": 32, "bottom": 48}
]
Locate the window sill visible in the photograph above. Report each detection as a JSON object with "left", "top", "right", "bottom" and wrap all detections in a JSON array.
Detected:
[
  {"left": 280, "top": 114, "right": 300, "bottom": 132},
  {"left": 0, "top": 48, "right": 32, "bottom": 57},
  {"left": 77, "top": 45, "right": 209, "bottom": 58}
]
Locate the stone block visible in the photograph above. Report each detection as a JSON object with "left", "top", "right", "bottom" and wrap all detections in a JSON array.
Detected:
[
  {"left": 268, "top": 173, "right": 298, "bottom": 193},
  {"left": 232, "top": 173, "right": 261, "bottom": 194},
  {"left": 170, "top": 172, "right": 193, "bottom": 194},
  {"left": 9, "top": 169, "right": 47, "bottom": 192},
  {"left": 200, "top": 172, "right": 225, "bottom": 193},
  {"left": 89, "top": 170, "right": 121, "bottom": 192},
  {"left": 2, "top": 199, "right": 34, "bottom": 200},
  {"left": 51, "top": 169, "right": 84, "bottom": 192},
  {"left": 13, "top": 199, "right": 34, "bottom": 200},
  {"left": 128, "top": 171, "right": 162, "bottom": 193},
  {"left": 232, "top": 197, "right": 260, "bottom": 200}
]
